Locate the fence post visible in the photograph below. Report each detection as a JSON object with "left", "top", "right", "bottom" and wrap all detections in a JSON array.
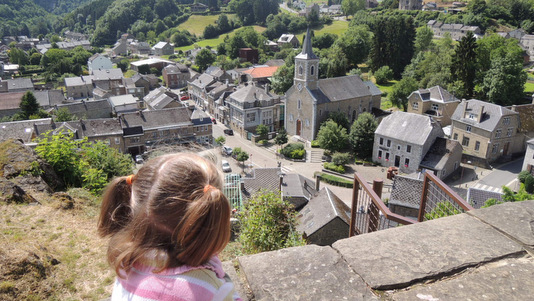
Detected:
[
  {"left": 367, "top": 179, "right": 383, "bottom": 233},
  {"left": 349, "top": 173, "right": 359, "bottom": 237},
  {"left": 418, "top": 172, "right": 430, "bottom": 222}
]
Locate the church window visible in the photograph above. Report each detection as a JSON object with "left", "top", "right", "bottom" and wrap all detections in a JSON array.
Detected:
[
  {"left": 311, "top": 66, "right": 315, "bottom": 75},
  {"left": 298, "top": 65, "right": 303, "bottom": 75},
  {"left": 306, "top": 119, "right": 310, "bottom": 126},
  {"left": 298, "top": 99, "right": 301, "bottom": 110}
]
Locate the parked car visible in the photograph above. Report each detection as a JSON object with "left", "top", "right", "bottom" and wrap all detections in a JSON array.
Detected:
[
  {"left": 180, "top": 95, "right": 190, "bottom": 100},
  {"left": 221, "top": 160, "right": 231, "bottom": 172},
  {"left": 222, "top": 146, "right": 233, "bottom": 156},
  {"left": 135, "top": 155, "right": 144, "bottom": 164},
  {"left": 211, "top": 117, "right": 217, "bottom": 124},
  {"left": 224, "top": 129, "right": 234, "bottom": 135}
]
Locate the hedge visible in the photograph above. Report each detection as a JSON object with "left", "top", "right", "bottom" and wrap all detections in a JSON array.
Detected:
[
  {"left": 323, "top": 162, "right": 345, "bottom": 173},
  {"left": 315, "top": 172, "right": 353, "bottom": 188}
]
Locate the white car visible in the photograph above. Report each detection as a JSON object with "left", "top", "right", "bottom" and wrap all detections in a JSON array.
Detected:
[
  {"left": 222, "top": 146, "right": 233, "bottom": 156},
  {"left": 135, "top": 155, "right": 144, "bottom": 164},
  {"left": 221, "top": 160, "right": 231, "bottom": 172}
]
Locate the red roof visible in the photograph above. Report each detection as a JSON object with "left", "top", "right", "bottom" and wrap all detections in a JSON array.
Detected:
[{"left": 242, "top": 66, "right": 279, "bottom": 79}]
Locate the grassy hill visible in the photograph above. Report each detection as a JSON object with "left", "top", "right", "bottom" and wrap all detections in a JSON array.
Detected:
[
  {"left": 175, "top": 25, "right": 267, "bottom": 52},
  {"left": 177, "top": 14, "right": 237, "bottom": 36}
]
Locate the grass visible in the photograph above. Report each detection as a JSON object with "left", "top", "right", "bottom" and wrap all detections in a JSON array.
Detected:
[
  {"left": 175, "top": 26, "right": 267, "bottom": 52},
  {"left": 374, "top": 80, "right": 399, "bottom": 110},
  {"left": 525, "top": 81, "right": 534, "bottom": 93},
  {"left": 177, "top": 14, "right": 235, "bottom": 36},
  {"left": 296, "top": 20, "right": 349, "bottom": 40}
]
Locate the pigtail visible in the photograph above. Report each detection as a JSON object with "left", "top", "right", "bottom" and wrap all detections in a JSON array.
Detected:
[
  {"left": 98, "top": 176, "right": 133, "bottom": 237},
  {"left": 175, "top": 186, "right": 231, "bottom": 266}
]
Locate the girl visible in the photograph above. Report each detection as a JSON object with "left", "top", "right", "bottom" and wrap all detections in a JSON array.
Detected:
[{"left": 98, "top": 153, "right": 241, "bottom": 301}]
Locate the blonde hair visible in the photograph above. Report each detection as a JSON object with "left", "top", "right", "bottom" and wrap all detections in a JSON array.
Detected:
[{"left": 98, "top": 153, "right": 231, "bottom": 276}]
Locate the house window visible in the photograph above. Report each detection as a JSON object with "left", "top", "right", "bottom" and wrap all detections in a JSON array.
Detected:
[
  {"left": 305, "top": 119, "right": 310, "bottom": 126},
  {"left": 412, "top": 102, "right": 418, "bottom": 110},
  {"left": 503, "top": 117, "right": 510, "bottom": 125},
  {"left": 468, "top": 113, "right": 475, "bottom": 120},
  {"left": 397, "top": 145, "right": 401, "bottom": 151},
  {"left": 492, "top": 143, "right": 499, "bottom": 154},
  {"left": 319, "top": 109, "right": 322, "bottom": 116},
  {"left": 289, "top": 114, "right": 293, "bottom": 121},
  {"left": 406, "top": 145, "right": 412, "bottom": 153},
  {"left": 507, "top": 128, "right": 513, "bottom": 137},
  {"left": 130, "top": 137, "right": 140, "bottom": 143},
  {"left": 495, "top": 129, "right": 502, "bottom": 138},
  {"left": 379, "top": 137, "right": 384, "bottom": 145},
  {"left": 378, "top": 150, "right": 383, "bottom": 159},
  {"left": 385, "top": 152, "right": 390, "bottom": 161},
  {"left": 246, "top": 113, "right": 256, "bottom": 122},
  {"left": 387, "top": 139, "right": 391, "bottom": 147},
  {"left": 453, "top": 133, "right": 458, "bottom": 140},
  {"left": 475, "top": 141, "right": 480, "bottom": 151},
  {"left": 431, "top": 104, "right": 439, "bottom": 111},
  {"left": 466, "top": 125, "right": 471, "bottom": 132},
  {"left": 404, "top": 158, "right": 410, "bottom": 167},
  {"left": 115, "top": 138, "right": 120, "bottom": 144},
  {"left": 152, "top": 132, "right": 158, "bottom": 138},
  {"left": 442, "top": 169, "right": 447, "bottom": 176},
  {"left": 462, "top": 136, "right": 470, "bottom": 147}
]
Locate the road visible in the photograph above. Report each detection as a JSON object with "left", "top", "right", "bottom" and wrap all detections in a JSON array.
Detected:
[
  {"left": 279, "top": 2, "right": 298, "bottom": 14},
  {"left": 471, "top": 157, "right": 524, "bottom": 192}
]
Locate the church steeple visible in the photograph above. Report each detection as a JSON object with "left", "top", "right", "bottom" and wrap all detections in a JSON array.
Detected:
[{"left": 294, "top": 27, "right": 319, "bottom": 90}]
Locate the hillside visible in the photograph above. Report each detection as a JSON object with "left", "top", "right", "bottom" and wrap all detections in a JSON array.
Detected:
[{"left": 33, "top": 0, "right": 92, "bottom": 15}]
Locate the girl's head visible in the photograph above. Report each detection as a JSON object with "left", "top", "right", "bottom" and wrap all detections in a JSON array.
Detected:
[{"left": 98, "top": 153, "right": 231, "bottom": 274}]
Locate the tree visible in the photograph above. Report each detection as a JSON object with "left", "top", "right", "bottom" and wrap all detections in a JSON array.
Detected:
[
  {"left": 203, "top": 24, "right": 219, "bottom": 39},
  {"left": 327, "top": 112, "right": 350, "bottom": 130},
  {"left": 451, "top": 31, "right": 477, "bottom": 98},
  {"left": 388, "top": 77, "right": 419, "bottom": 111},
  {"left": 316, "top": 120, "right": 348, "bottom": 152},
  {"left": 256, "top": 124, "right": 269, "bottom": 141},
  {"left": 238, "top": 190, "right": 305, "bottom": 254},
  {"left": 334, "top": 25, "right": 372, "bottom": 68},
  {"left": 54, "top": 108, "right": 76, "bottom": 122},
  {"left": 274, "top": 127, "right": 288, "bottom": 146},
  {"left": 481, "top": 54, "right": 527, "bottom": 105},
  {"left": 414, "top": 26, "right": 434, "bottom": 54},
  {"left": 349, "top": 112, "right": 378, "bottom": 158},
  {"left": 195, "top": 48, "right": 216, "bottom": 72},
  {"left": 215, "top": 136, "right": 226, "bottom": 146},
  {"left": 232, "top": 147, "right": 249, "bottom": 170},
  {"left": 373, "top": 66, "right": 394, "bottom": 85},
  {"left": 117, "top": 59, "right": 129, "bottom": 72},
  {"left": 19, "top": 91, "right": 40, "bottom": 119},
  {"left": 341, "top": 0, "right": 365, "bottom": 16},
  {"left": 271, "top": 63, "right": 294, "bottom": 94},
  {"left": 324, "top": 46, "right": 348, "bottom": 78}
]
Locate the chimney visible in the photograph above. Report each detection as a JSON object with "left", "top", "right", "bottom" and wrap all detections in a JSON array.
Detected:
[
  {"left": 265, "top": 83, "right": 270, "bottom": 94},
  {"left": 315, "top": 176, "right": 320, "bottom": 191},
  {"left": 511, "top": 105, "right": 517, "bottom": 112},
  {"left": 462, "top": 99, "right": 467, "bottom": 117},
  {"left": 477, "top": 105, "right": 484, "bottom": 123}
]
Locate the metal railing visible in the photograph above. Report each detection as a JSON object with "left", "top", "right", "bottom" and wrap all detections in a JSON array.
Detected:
[
  {"left": 349, "top": 173, "right": 416, "bottom": 236},
  {"left": 418, "top": 171, "right": 474, "bottom": 222}
]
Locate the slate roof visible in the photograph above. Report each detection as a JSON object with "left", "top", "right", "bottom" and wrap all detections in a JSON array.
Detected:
[
  {"left": 109, "top": 94, "right": 137, "bottom": 107},
  {"left": 466, "top": 188, "right": 503, "bottom": 209},
  {"left": 153, "top": 41, "right": 170, "bottom": 49},
  {"left": 209, "top": 83, "right": 233, "bottom": 99},
  {"left": 190, "top": 109, "right": 212, "bottom": 125},
  {"left": 364, "top": 81, "right": 382, "bottom": 97},
  {"left": 420, "top": 137, "right": 462, "bottom": 171},
  {"left": 312, "top": 75, "right": 372, "bottom": 103},
  {"left": 190, "top": 73, "right": 216, "bottom": 90},
  {"left": 34, "top": 90, "right": 65, "bottom": 107},
  {"left": 452, "top": 99, "right": 519, "bottom": 132},
  {"left": 264, "top": 59, "right": 285, "bottom": 67},
  {"left": 281, "top": 173, "right": 316, "bottom": 200},
  {"left": 64, "top": 75, "right": 94, "bottom": 87},
  {"left": 229, "top": 84, "right": 277, "bottom": 104},
  {"left": 119, "top": 107, "right": 192, "bottom": 131},
  {"left": 0, "top": 118, "right": 51, "bottom": 143},
  {"left": 5, "top": 78, "right": 34, "bottom": 91},
  {"left": 241, "top": 168, "right": 281, "bottom": 199},
  {"left": 410, "top": 85, "right": 459, "bottom": 103},
  {"left": 130, "top": 58, "right": 174, "bottom": 67},
  {"left": 164, "top": 64, "right": 189, "bottom": 74},
  {"left": 242, "top": 66, "right": 279, "bottom": 79},
  {"left": 297, "top": 187, "right": 350, "bottom": 236},
  {"left": 144, "top": 87, "right": 177, "bottom": 110},
  {"left": 0, "top": 92, "right": 25, "bottom": 110},
  {"left": 375, "top": 111, "right": 443, "bottom": 145},
  {"left": 55, "top": 99, "right": 112, "bottom": 115},
  {"left": 92, "top": 69, "right": 123, "bottom": 81}
]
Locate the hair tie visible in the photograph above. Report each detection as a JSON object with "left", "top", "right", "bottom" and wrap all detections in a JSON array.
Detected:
[
  {"left": 126, "top": 175, "right": 135, "bottom": 186},
  {"left": 203, "top": 184, "right": 215, "bottom": 193}
]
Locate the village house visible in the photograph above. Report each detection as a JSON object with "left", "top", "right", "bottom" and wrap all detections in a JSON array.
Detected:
[
  {"left": 407, "top": 85, "right": 461, "bottom": 127},
  {"left": 450, "top": 99, "right": 522, "bottom": 166},
  {"left": 299, "top": 3, "right": 319, "bottom": 17},
  {"left": 297, "top": 187, "right": 351, "bottom": 246},
  {"left": 162, "top": 63, "right": 190, "bottom": 89},
  {"left": 0, "top": 78, "right": 34, "bottom": 93},
  {"left": 280, "top": 173, "right": 317, "bottom": 210},
  {"left": 129, "top": 41, "right": 151, "bottom": 55},
  {"left": 285, "top": 29, "right": 382, "bottom": 141},
  {"left": 190, "top": 2, "right": 208, "bottom": 13},
  {"left": 373, "top": 111, "right": 445, "bottom": 174},
  {"left": 152, "top": 41, "right": 174, "bottom": 56},
  {"left": 522, "top": 139, "right": 534, "bottom": 173},
  {"left": 0, "top": 90, "right": 65, "bottom": 118},
  {"left": 190, "top": 109, "right": 213, "bottom": 145},
  {"left": 130, "top": 58, "right": 174, "bottom": 72},
  {"left": 207, "top": 83, "right": 234, "bottom": 117},
  {"left": 419, "top": 137, "right": 463, "bottom": 179},
  {"left": 241, "top": 66, "right": 279, "bottom": 86},
  {"left": 188, "top": 73, "right": 218, "bottom": 109},
  {"left": 87, "top": 54, "right": 113, "bottom": 72},
  {"left": 506, "top": 104, "right": 534, "bottom": 150},
  {"left": 399, "top": 0, "right": 423, "bottom": 10},
  {"left": 277, "top": 34, "right": 300, "bottom": 48},
  {"left": 64, "top": 31, "right": 88, "bottom": 41},
  {"left": 227, "top": 83, "right": 282, "bottom": 135},
  {"left": 119, "top": 107, "right": 199, "bottom": 155},
  {"left": 112, "top": 34, "right": 131, "bottom": 56},
  {"left": 143, "top": 87, "right": 181, "bottom": 110},
  {"left": 427, "top": 20, "right": 482, "bottom": 41},
  {"left": 122, "top": 77, "right": 146, "bottom": 99},
  {"left": 53, "top": 99, "right": 112, "bottom": 120},
  {"left": 239, "top": 48, "right": 259, "bottom": 64},
  {"left": 108, "top": 94, "right": 140, "bottom": 115},
  {"left": 64, "top": 76, "right": 94, "bottom": 99},
  {"left": 91, "top": 69, "right": 124, "bottom": 95},
  {"left": 520, "top": 35, "right": 534, "bottom": 61}
]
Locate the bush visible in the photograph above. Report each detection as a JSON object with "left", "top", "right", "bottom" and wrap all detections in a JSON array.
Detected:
[
  {"left": 311, "top": 140, "right": 320, "bottom": 148},
  {"left": 374, "top": 65, "right": 394, "bottom": 84},
  {"left": 281, "top": 143, "right": 305, "bottom": 159},
  {"left": 331, "top": 152, "right": 352, "bottom": 166},
  {"left": 238, "top": 190, "right": 305, "bottom": 254},
  {"left": 525, "top": 175, "right": 534, "bottom": 194},
  {"left": 518, "top": 170, "right": 531, "bottom": 183},
  {"left": 323, "top": 162, "right": 345, "bottom": 173}
]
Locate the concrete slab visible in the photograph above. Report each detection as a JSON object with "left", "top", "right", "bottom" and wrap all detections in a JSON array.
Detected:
[
  {"left": 238, "top": 245, "right": 377, "bottom": 301},
  {"left": 392, "top": 256, "right": 534, "bottom": 301},
  {"left": 222, "top": 261, "right": 249, "bottom": 301},
  {"left": 333, "top": 213, "right": 525, "bottom": 290},
  {"left": 468, "top": 200, "right": 534, "bottom": 247}
]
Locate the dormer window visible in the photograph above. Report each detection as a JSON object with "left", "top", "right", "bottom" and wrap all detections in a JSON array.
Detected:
[{"left": 468, "top": 113, "right": 475, "bottom": 120}]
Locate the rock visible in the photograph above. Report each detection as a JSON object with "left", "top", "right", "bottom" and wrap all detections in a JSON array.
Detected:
[{"left": 0, "top": 179, "right": 37, "bottom": 204}]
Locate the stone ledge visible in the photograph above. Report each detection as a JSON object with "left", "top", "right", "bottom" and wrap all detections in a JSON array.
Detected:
[
  {"left": 332, "top": 212, "right": 525, "bottom": 290},
  {"left": 238, "top": 245, "right": 377, "bottom": 300}
]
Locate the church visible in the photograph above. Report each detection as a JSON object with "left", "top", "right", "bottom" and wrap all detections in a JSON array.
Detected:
[{"left": 285, "top": 28, "right": 383, "bottom": 142}]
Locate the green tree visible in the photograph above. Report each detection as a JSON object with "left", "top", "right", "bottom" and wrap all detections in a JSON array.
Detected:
[
  {"left": 388, "top": 77, "right": 418, "bottom": 111},
  {"left": 256, "top": 124, "right": 269, "bottom": 141},
  {"left": 117, "top": 59, "right": 129, "bottom": 72},
  {"left": 327, "top": 112, "right": 350, "bottom": 130},
  {"left": 349, "top": 112, "right": 378, "bottom": 158},
  {"left": 334, "top": 24, "right": 372, "bottom": 68},
  {"left": 215, "top": 136, "right": 226, "bottom": 146},
  {"left": 373, "top": 66, "right": 394, "bottom": 85},
  {"left": 19, "top": 91, "right": 40, "bottom": 119},
  {"left": 341, "top": 0, "right": 365, "bottom": 16},
  {"left": 238, "top": 190, "right": 305, "bottom": 254},
  {"left": 451, "top": 31, "right": 478, "bottom": 98},
  {"left": 8, "top": 48, "right": 29, "bottom": 65},
  {"left": 195, "top": 48, "right": 216, "bottom": 72},
  {"left": 54, "top": 107, "right": 76, "bottom": 122},
  {"left": 331, "top": 152, "right": 352, "bottom": 166},
  {"left": 414, "top": 26, "right": 434, "bottom": 54},
  {"left": 271, "top": 63, "right": 294, "bottom": 94},
  {"left": 324, "top": 46, "right": 348, "bottom": 78},
  {"left": 481, "top": 54, "right": 527, "bottom": 105},
  {"left": 274, "top": 127, "right": 288, "bottom": 146},
  {"left": 317, "top": 120, "right": 348, "bottom": 152}
]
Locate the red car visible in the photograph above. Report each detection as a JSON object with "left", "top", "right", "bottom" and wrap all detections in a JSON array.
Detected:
[{"left": 180, "top": 95, "right": 190, "bottom": 100}]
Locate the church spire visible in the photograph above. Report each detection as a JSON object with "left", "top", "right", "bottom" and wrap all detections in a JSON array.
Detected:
[{"left": 296, "top": 27, "right": 318, "bottom": 60}]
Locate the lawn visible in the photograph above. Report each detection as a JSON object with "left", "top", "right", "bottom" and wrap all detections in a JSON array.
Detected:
[
  {"left": 296, "top": 20, "right": 349, "bottom": 40},
  {"left": 525, "top": 81, "right": 534, "bottom": 93},
  {"left": 175, "top": 25, "right": 266, "bottom": 52},
  {"left": 177, "top": 14, "right": 236, "bottom": 36},
  {"left": 375, "top": 80, "right": 399, "bottom": 111}
]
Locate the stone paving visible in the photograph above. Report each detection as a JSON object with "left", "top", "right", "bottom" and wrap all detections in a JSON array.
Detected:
[{"left": 227, "top": 200, "right": 534, "bottom": 300}]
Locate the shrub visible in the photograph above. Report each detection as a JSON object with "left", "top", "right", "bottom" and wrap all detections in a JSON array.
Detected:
[
  {"left": 281, "top": 143, "right": 305, "bottom": 159},
  {"left": 315, "top": 172, "right": 353, "bottom": 188},
  {"left": 331, "top": 152, "right": 352, "bottom": 166},
  {"left": 290, "top": 148, "right": 306, "bottom": 159},
  {"left": 525, "top": 175, "right": 534, "bottom": 194},
  {"left": 518, "top": 170, "right": 531, "bottom": 183},
  {"left": 311, "top": 140, "right": 320, "bottom": 148},
  {"left": 374, "top": 65, "right": 394, "bottom": 84},
  {"left": 323, "top": 162, "right": 345, "bottom": 173},
  {"left": 238, "top": 190, "right": 305, "bottom": 254}
]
